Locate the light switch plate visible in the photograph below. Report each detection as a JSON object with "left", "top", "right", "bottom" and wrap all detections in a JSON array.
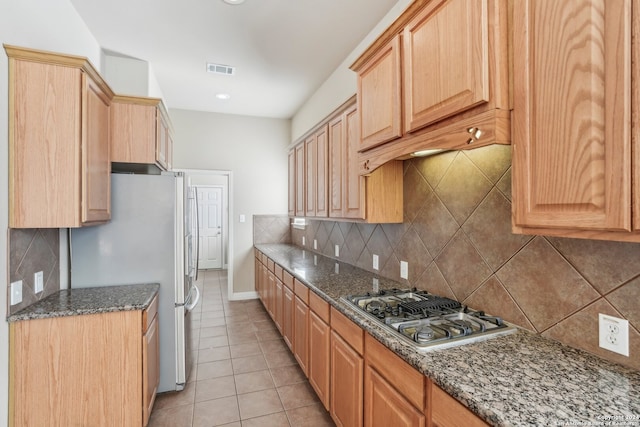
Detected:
[
  {"left": 400, "top": 261, "right": 408, "bottom": 279},
  {"left": 34, "top": 271, "right": 44, "bottom": 293},
  {"left": 10, "top": 280, "right": 22, "bottom": 305},
  {"left": 239, "top": 214, "right": 246, "bottom": 223}
]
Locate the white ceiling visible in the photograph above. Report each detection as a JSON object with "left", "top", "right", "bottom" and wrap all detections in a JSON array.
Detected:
[{"left": 70, "top": 0, "right": 399, "bottom": 119}]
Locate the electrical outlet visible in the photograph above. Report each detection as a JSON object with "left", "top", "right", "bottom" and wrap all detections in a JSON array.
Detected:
[
  {"left": 302, "top": 236, "right": 306, "bottom": 246},
  {"left": 372, "top": 278, "right": 379, "bottom": 294},
  {"left": 10, "top": 280, "right": 22, "bottom": 305},
  {"left": 599, "top": 313, "right": 629, "bottom": 356},
  {"left": 313, "top": 239, "right": 317, "bottom": 250},
  {"left": 313, "top": 255, "right": 317, "bottom": 266},
  {"left": 372, "top": 254, "right": 379, "bottom": 270},
  {"left": 334, "top": 263, "right": 340, "bottom": 274},
  {"left": 400, "top": 261, "right": 408, "bottom": 279},
  {"left": 335, "top": 244, "right": 340, "bottom": 257},
  {"left": 239, "top": 214, "right": 246, "bottom": 223},
  {"left": 34, "top": 271, "right": 44, "bottom": 293}
]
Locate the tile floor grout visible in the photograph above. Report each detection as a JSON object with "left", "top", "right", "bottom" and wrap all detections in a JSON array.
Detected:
[{"left": 148, "top": 270, "right": 335, "bottom": 427}]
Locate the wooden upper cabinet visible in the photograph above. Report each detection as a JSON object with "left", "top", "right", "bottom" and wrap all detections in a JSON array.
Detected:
[
  {"left": 357, "top": 35, "right": 402, "bottom": 151},
  {"left": 6, "top": 45, "right": 114, "bottom": 228},
  {"left": 512, "top": 0, "right": 636, "bottom": 239},
  {"left": 295, "top": 143, "right": 306, "bottom": 217},
  {"left": 403, "top": 0, "right": 489, "bottom": 132},
  {"left": 288, "top": 149, "right": 296, "bottom": 216},
  {"left": 292, "top": 99, "right": 401, "bottom": 223},
  {"left": 305, "top": 125, "right": 329, "bottom": 217},
  {"left": 351, "top": 0, "right": 510, "bottom": 174},
  {"left": 111, "top": 95, "right": 173, "bottom": 172},
  {"left": 305, "top": 135, "right": 317, "bottom": 216},
  {"left": 329, "top": 104, "right": 365, "bottom": 219}
]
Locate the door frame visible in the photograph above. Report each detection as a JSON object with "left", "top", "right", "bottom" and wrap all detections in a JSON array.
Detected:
[{"left": 174, "top": 168, "right": 235, "bottom": 300}]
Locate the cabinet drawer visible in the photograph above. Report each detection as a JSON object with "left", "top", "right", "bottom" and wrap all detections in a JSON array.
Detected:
[
  {"left": 309, "top": 291, "right": 330, "bottom": 324},
  {"left": 294, "top": 279, "right": 309, "bottom": 304},
  {"left": 365, "top": 333, "right": 424, "bottom": 410},
  {"left": 275, "top": 264, "right": 284, "bottom": 281},
  {"left": 431, "top": 383, "right": 488, "bottom": 427},
  {"left": 330, "top": 307, "right": 363, "bottom": 355},
  {"left": 267, "top": 258, "right": 275, "bottom": 272},
  {"left": 143, "top": 294, "right": 159, "bottom": 333},
  {"left": 282, "top": 270, "right": 294, "bottom": 290}
]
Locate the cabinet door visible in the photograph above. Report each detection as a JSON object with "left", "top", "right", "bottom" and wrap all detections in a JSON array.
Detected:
[
  {"left": 308, "top": 310, "right": 330, "bottom": 410},
  {"left": 156, "top": 112, "right": 168, "bottom": 170},
  {"left": 283, "top": 285, "right": 295, "bottom": 350},
  {"left": 294, "top": 296, "right": 310, "bottom": 376},
  {"left": 357, "top": 34, "right": 402, "bottom": 151},
  {"left": 295, "top": 144, "right": 306, "bottom": 216},
  {"left": 315, "top": 125, "right": 329, "bottom": 217},
  {"left": 9, "top": 60, "right": 82, "bottom": 227},
  {"left": 266, "top": 270, "right": 276, "bottom": 319},
  {"left": 110, "top": 102, "right": 156, "bottom": 164},
  {"left": 274, "top": 278, "right": 283, "bottom": 333},
  {"left": 328, "top": 114, "right": 345, "bottom": 218},
  {"left": 512, "top": 0, "right": 632, "bottom": 231},
  {"left": 343, "top": 104, "right": 365, "bottom": 219},
  {"left": 82, "top": 73, "right": 111, "bottom": 224},
  {"left": 331, "top": 331, "right": 364, "bottom": 427},
  {"left": 364, "top": 365, "right": 426, "bottom": 427},
  {"left": 288, "top": 149, "right": 296, "bottom": 216},
  {"left": 403, "top": 0, "right": 490, "bottom": 132},
  {"left": 305, "top": 135, "right": 317, "bottom": 216},
  {"left": 329, "top": 104, "right": 365, "bottom": 219},
  {"left": 143, "top": 314, "right": 159, "bottom": 426}
]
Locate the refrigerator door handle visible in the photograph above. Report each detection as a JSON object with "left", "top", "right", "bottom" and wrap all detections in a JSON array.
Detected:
[
  {"left": 185, "top": 284, "right": 201, "bottom": 312},
  {"left": 193, "top": 188, "right": 200, "bottom": 280}
]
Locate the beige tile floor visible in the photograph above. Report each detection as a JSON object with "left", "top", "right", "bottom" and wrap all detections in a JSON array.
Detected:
[{"left": 148, "top": 270, "right": 336, "bottom": 427}]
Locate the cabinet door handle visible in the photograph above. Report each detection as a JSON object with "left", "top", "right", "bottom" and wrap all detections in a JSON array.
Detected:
[{"left": 363, "top": 160, "right": 370, "bottom": 171}]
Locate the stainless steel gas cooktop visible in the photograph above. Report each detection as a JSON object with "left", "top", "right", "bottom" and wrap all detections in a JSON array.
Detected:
[{"left": 342, "top": 288, "right": 517, "bottom": 350}]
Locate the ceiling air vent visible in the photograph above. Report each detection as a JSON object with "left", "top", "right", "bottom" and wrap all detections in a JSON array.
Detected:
[{"left": 207, "top": 63, "right": 235, "bottom": 76}]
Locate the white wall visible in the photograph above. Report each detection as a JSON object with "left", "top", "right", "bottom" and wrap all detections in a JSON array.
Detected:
[
  {"left": 0, "top": 1, "right": 102, "bottom": 425},
  {"left": 171, "top": 109, "right": 290, "bottom": 294},
  {"left": 291, "top": 0, "right": 412, "bottom": 140}
]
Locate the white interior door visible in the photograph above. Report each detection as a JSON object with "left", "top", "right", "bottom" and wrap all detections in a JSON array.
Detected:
[{"left": 197, "top": 186, "right": 223, "bottom": 269}]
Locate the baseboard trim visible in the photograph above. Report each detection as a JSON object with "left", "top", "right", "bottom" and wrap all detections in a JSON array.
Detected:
[{"left": 228, "top": 291, "right": 259, "bottom": 301}]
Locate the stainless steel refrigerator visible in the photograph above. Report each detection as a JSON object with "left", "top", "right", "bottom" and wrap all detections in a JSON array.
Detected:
[{"left": 70, "top": 172, "right": 200, "bottom": 392}]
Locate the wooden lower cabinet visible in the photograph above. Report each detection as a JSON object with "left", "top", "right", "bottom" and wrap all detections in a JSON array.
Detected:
[
  {"left": 364, "top": 334, "right": 426, "bottom": 427},
  {"left": 294, "top": 292, "right": 310, "bottom": 375},
  {"left": 274, "top": 277, "right": 284, "bottom": 333},
  {"left": 9, "top": 295, "right": 159, "bottom": 426},
  {"left": 430, "top": 382, "right": 489, "bottom": 427},
  {"left": 365, "top": 367, "right": 426, "bottom": 427},
  {"left": 308, "top": 292, "right": 331, "bottom": 410},
  {"left": 330, "top": 308, "right": 364, "bottom": 427},
  {"left": 283, "top": 285, "right": 295, "bottom": 350},
  {"left": 253, "top": 254, "right": 491, "bottom": 426},
  {"left": 143, "top": 308, "right": 160, "bottom": 426}
]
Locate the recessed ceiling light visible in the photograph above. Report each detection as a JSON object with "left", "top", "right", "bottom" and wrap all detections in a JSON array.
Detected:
[
  {"left": 215, "top": 93, "right": 231, "bottom": 100},
  {"left": 222, "top": 0, "right": 245, "bottom": 4}
]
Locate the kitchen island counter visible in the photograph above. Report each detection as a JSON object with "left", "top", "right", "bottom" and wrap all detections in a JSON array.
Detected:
[
  {"left": 7, "top": 283, "right": 160, "bottom": 322},
  {"left": 255, "top": 243, "right": 640, "bottom": 427}
]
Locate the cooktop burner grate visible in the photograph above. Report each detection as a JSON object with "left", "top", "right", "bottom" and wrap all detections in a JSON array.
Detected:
[{"left": 399, "top": 297, "right": 461, "bottom": 315}]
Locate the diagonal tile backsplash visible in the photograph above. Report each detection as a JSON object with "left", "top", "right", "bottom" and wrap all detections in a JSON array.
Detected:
[
  {"left": 291, "top": 145, "right": 640, "bottom": 370},
  {"left": 8, "top": 228, "right": 60, "bottom": 316}
]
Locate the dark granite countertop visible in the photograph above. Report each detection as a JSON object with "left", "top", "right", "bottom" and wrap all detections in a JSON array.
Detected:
[
  {"left": 255, "top": 243, "right": 640, "bottom": 427},
  {"left": 7, "top": 283, "right": 160, "bottom": 322}
]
